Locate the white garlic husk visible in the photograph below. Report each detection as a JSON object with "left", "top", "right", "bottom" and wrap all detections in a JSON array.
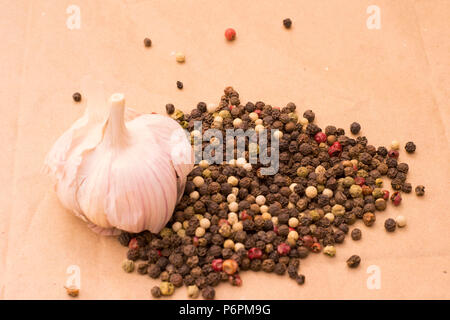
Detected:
[{"left": 44, "top": 92, "right": 193, "bottom": 235}]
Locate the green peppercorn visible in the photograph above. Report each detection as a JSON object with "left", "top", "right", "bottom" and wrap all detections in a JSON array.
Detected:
[
  {"left": 122, "top": 259, "right": 135, "bottom": 273},
  {"left": 297, "top": 167, "right": 309, "bottom": 178},
  {"left": 171, "top": 109, "right": 184, "bottom": 121},
  {"left": 349, "top": 185, "right": 362, "bottom": 198}
]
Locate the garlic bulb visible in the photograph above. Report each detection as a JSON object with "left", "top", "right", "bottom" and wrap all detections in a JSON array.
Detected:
[{"left": 44, "top": 92, "right": 193, "bottom": 235}]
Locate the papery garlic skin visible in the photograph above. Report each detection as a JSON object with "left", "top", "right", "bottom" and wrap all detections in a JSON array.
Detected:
[{"left": 44, "top": 93, "right": 193, "bottom": 235}]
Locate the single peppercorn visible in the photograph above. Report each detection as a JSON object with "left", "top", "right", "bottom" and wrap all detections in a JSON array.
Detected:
[
  {"left": 351, "top": 228, "right": 362, "bottom": 240},
  {"left": 415, "top": 185, "right": 425, "bottom": 196},
  {"left": 122, "top": 259, "right": 135, "bottom": 273},
  {"left": 165, "top": 103, "right": 175, "bottom": 115},
  {"left": 202, "top": 286, "right": 215, "bottom": 299},
  {"left": 296, "top": 274, "right": 306, "bottom": 285},
  {"left": 350, "top": 122, "right": 361, "bottom": 135},
  {"left": 346, "top": 255, "right": 361, "bottom": 268},
  {"left": 72, "top": 92, "right": 82, "bottom": 102},
  {"left": 143, "top": 37, "right": 152, "bottom": 47},
  {"left": 384, "top": 218, "right": 396, "bottom": 232},
  {"left": 64, "top": 285, "right": 79, "bottom": 297},
  {"left": 405, "top": 141, "right": 416, "bottom": 153},
  {"left": 151, "top": 286, "right": 161, "bottom": 298},
  {"left": 176, "top": 81, "right": 183, "bottom": 89},
  {"left": 283, "top": 18, "right": 292, "bottom": 29},
  {"left": 160, "top": 281, "right": 175, "bottom": 296},
  {"left": 224, "top": 28, "right": 236, "bottom": 41}
]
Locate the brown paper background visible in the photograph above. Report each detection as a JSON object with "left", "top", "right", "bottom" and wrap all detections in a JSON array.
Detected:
[{"left": 0, "top": 0, "right": 449, "bottom": 299}]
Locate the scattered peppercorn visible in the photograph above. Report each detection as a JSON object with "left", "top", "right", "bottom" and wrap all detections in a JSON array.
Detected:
[
  {"left": 64, "top": 285, "right": 79, "bottom": 297},
  {"left": 165, "top": 103, "right": 175, "bottom": 115},
  {"left": 283, "top": 18, "right": 292, "bottom": 29},
  {"left": 346, "top": 255, "right": 361, "bottom": 268},
  {"left": 176, "top": 81, "right": 183, "bottom": 89},
  {"left": 143, "top": 37, "right": 152, "bottom": 47},
  {"left": 384, "top": 218, "right": 396, "bottom": 232},
  {"left": 350, "top": 122, "right": 361, "bottom": 135},
  {"left": 405, "top": 141, "right": 416, "bottom": 153},
  {"left": 151, "top": 286, "right": 161, "bottom": 298},
  {"left": 118, "top": 86, "right": 419, "bottom": 299},
  {"left": 224, "top": 28, "right": 236, "bottom": 41},
  {"left": 122, "top": 259, "right": 135, "bottom": 273},
  {"left": 415, "top": 185, "right": 425, "bottom": 196},
  {"left": 72, "top": 92, "right": 82, "bottom": 102},
  {"left": 202, "top": 286, "right": 215, "bottom": 299},
  {"left": 351, "top": 228, "right": 362, "bottom": 241}
]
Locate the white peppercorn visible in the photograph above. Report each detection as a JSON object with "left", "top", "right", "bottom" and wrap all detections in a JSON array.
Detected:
[{"left": 305, "top": 186, "right": 318, "bottom": 198}]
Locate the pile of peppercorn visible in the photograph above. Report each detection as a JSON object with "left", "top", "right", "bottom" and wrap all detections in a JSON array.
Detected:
[{"left": 118, "top": 87, "right": 423, "bottom": 299}]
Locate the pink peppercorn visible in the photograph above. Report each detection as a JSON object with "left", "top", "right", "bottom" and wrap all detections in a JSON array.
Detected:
[
  {"left": 382, "top": 190, "right": 390, "bottom": 200},
  {"left": 391, "top": 191, "right": 402, "bottom": 206},
  {"left": 289, "top": 227, "right": 295, "bottom": 232},
  {"left": 328, "top": 141, "right": 342, "bottom": 157},
  {"left": 277, "top": 243, "right": 291, "bottom": 256},
  {"left": 273, "top": 225, "right": 279, "bottom": 234},
  {"left": 314, "top": 132, "right": 327, "bottom": 144},
  {"left": 192, "top": 236, "right": 199, "bottom": 247},
  {"left": 254, "top": 109, "right": 261, "bottom": 115},
  {"left": 302, "top": 235, "right": 314, "bottom": 248},
  {"left": 128, "top": 238, "right": 139, "bottom": 250},
  {"left": 355, "top": 177, "right": 366, "bottom": 186},
  {"left": 225, "top": 28, "right": 236, "bottom": 41},
  {"left": 388, "top": 150, "right": 399, "bottom": 159},
  {"left": 248, "top": 248, "right": 263, "bottom": 260},
  {"left": 212, "top": 259, "right": 223, "bottom": 272},
  {"left": 157, "top": 250, "right": 162, "bottom": 257}
]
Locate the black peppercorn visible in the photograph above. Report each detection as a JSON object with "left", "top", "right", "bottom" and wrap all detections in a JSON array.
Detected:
[
  {"left": 151, "top": 286, "right": 161, "bottom": 298},
  {"left": 143, "top": 37, "right": 152, "bottom": 47},
  {"left": 384, "top": 218, "right": 396, "bottom": 232},
  {"left": 405, "top": 141, "right": 416, "bottom": 153},
  {"left": 176, "top": 81, "right": 183, "bottom": 89},
  {"left": 351, "top": 228, "right": 362, "bottom": 240},
  {"left": 165, "top": 103, "right": 175, "bottom": 115},
  {"left": 346, "top": 255, "right": 361, "bottom": 268},
  {"left": 72, "top": 92, "right": 82, "bottom": 102},
  {"left": 202, "top": 286, "right": 215, "bottom": 299},
  {"left": 415, "top": 185, "right": 425, "bottom": 196},
  {"left": 350, "top": 122, "right": 361, "bottom": 135},
  {"left": 283, "top": 18, "right": 292, "bottom": 29}
]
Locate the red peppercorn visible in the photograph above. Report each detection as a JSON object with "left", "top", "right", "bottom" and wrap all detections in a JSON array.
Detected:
[
  {"left": 311, "top": 242, "right": 322, "bottom": 253},
  {"left": 390, "top": 191, "right": 402, "bottom": 206},
  {"left": 388, "top": 150, "right": 399, "bottom": 159},
  {"left": 314, "top": 132, "right": 327, "bottom": 144},
  {"left": 289, "top": 227, "right": 295, "bottom": 232},
  {"left": 218, "top": 219, "right": 230, "bottom": 227},
  {"left": 382, "top": 190, "right": 390, "bottom": 200},
  {"left": 302, "top": 235, "right": 314, "bottom": 248},
  {"left": 157, "top": 250, "right": 162, "bottom": 257},
  {"left": 248, "top": 248, "right": 263, "bottom": 260},
  {"left": 229, "top": 274, "right": 242, "bottom": 286},
  {"left": 128, "top": 238, "right": 139, "bottom": 250},
  {"left": 277, "top": 243, "right": 291, "bottom": 256},
  {"left": 254, "top": 109, "right": 261, "bottom": 115},
  {"left": 273, "top": 106, "right": 280, "bottom": 110},
  {"left": 355, "top": 177, "right": 366, "bottom": 186},
  {"left": 239, "top": 210, "right": 252, "bottom": 221},
  {"left": 328, "top": 141, "right": 342, "bottom": 157},
  {"left": 273, "top": 225, "right": 279, "bottom": 234},
  {"left": 225, "top": 28, "right": 236, "bottom": 41},
  {"left": 212, "top": 259, "right": 223, "bottom": 272}
]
